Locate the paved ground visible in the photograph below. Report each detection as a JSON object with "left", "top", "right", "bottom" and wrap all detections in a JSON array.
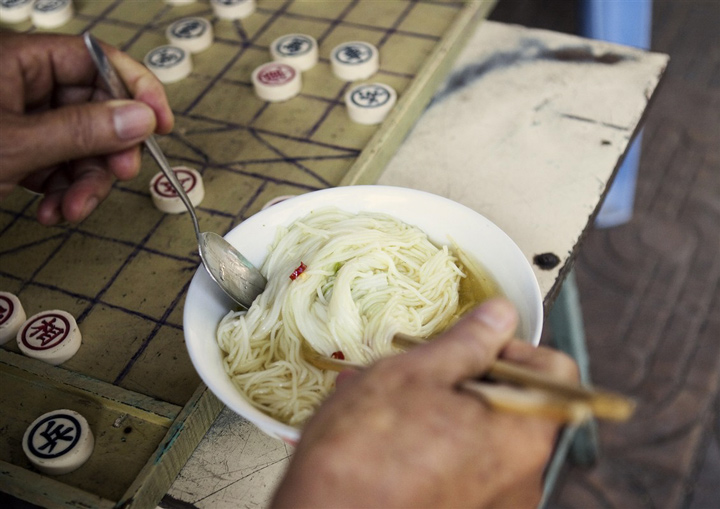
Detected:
[{"left": 491, "top": 1, "right": 720, "bottom": 508}]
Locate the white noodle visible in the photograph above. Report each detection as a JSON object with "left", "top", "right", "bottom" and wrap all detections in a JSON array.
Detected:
[{"left": 216, "top": 207, "right": 464, "bottom": 426}]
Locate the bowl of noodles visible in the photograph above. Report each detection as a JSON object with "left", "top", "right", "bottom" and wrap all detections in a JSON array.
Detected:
[{"left": 183, "top": 185, "right": 542, "bottom": 444}]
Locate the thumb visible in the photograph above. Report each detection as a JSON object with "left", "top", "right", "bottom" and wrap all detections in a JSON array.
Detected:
[
  {"left": 400, "top": 298, "right": 519, "bottom": 385},
  {"left": 6, "top": 100, "right": 156, "bottom": 177}
]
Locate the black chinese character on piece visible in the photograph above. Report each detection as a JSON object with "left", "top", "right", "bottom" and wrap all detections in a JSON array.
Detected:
[
  {"left": 27, "top": 414, "right": 82, "bottom": 459},
  {"left": 351, "top": 86, "right": 390, "bottom": 108},
  {"left": 4, "top": 0, "right": 30, "bottom": 8},
  {"left": 36, "top": 0, "right": 65, "bottom": 12},
  {"left": 38, "top": 419, "right": 75, "bottom": 454},
  {"left": 174, "top": 20, "right": 205, "bottom": 39},
  {"left": 336, "top": 44, "right": 371, "bottom": 65},
  {"left": 150, "top": 47, "right": 184, "bottom": 68},
  {"left": 281, "top": 37, "right": 310, "bottom": 55}
]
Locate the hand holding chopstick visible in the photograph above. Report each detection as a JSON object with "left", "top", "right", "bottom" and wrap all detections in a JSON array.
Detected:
[
  {"left": 281, "top": 299, "right": 609, "bottom": 509},
  {"left": 302, "top": 331, "right": 635, "bottom": 425}
]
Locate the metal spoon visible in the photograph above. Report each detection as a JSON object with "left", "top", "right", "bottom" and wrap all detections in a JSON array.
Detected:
[{"left": 83, "top": 32, "right": 266, "bottom": 308}]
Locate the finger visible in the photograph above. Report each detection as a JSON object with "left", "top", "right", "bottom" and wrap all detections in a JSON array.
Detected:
[
  {"left": 59, "top": 158, "right": 115, "bottom": 223},
  {"left": 37, "top": 191, "right": 65, "bottom": 226},
  {"left": 106, "top": 146, "right": 142, "bottom": 181},
  {"left": 0, "top": 33, "right": 95, "bottom": 111},
  {"left": 36, "top": 168, "right": 72, "bottom": 226},
  {"left": 54, "top": 85, "right": 108, "bottom": 108},
  {"left": 6, "top": 100, "right": 155, "bottom": 177},
  {"left": 18, "top": 165, "right": 58, "bottom": 193},
  {"left": 501, "top": 341, "right": 580, "bottom": 382},
  {"left": 102, "top": 39, "right": 174, "bottom": 134},
  {"left": 2, "top": 33, "right": 173, "bottom": 134},
  {"left": 335, "top": 370, "right": 360, "bottom": 388},
  {"left": 16, "top": 141, "right": 141, "bottom": 189},
  {"left": 35, "top": 158, "right": 114, "bottom": 224},
  {"left": 399, "top": 298, "right": 519, "bottom": 385}
]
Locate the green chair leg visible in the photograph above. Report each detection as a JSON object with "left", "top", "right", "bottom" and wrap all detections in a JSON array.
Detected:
[
  {"left": 539, "top": 424, "right": 580, "bottom": 508},
  {"left": 547, "top": 269, "right": 599, "bottom": 466},
  {"left": 540, "top": 269, "right": 599, "bottom": 507}
]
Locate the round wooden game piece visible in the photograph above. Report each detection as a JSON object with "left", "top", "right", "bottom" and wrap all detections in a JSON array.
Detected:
[
  {"left": 144, "top": 45, "right": 192, "bottom": 84},
  {"left": 260, "top": 195, "right": 296, "bottom": 210},
  {"left": 345, "top": 82, "right": 397, "bottom": 125},
  {"left": 330, "top": 41, "right": 379, "bottom": 81},
  {"left": 252, "top": 62, "right": 302, "bottom": 102},
  {"left": 0, "top": 0, "right": 34, "bottom": 23},
  {"left": 23, "top": 409, "right": 94, "bottom": 475},
  {"left": 211, "top": 0, "right": 255, "bottom": 20},
  {"left": 150, "top": 167, "right": 205, "bottom": 214},
  {"left": 270, "top": 34, "right": 318, "bottom": 71},
  {"left": 0, "top": 291, "right": 26, "bottom": 345},
  {"left": 31, "top": 0, "right": 74, "bottom": 29},
  {"left": 17, "top": 310, "right": 81, "bottom": 366},
  {"left": 166, "top": 17, "right": 213, "bottom": 54}
]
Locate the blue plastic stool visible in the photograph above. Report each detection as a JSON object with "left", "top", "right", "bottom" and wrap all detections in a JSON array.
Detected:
[{"left": 583, "top": 0, "right": 653, "bottom": 228}]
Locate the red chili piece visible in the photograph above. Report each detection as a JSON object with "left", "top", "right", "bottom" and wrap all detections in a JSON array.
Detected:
[
  {"left": 331, "top": 351, "right": 345, "bottom": 360},
  {"left": 289, "top": 262, "right": 307, "bottom": 280}
]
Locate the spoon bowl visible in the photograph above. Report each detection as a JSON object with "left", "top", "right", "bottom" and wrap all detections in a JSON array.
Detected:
[{"left": 199, "top": 232, "right": 266, "bottom": 307}]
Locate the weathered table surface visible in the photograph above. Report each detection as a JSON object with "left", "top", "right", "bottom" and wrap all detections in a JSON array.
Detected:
[{"left": 165, "top": 20, "right": 669, "bottom": 508}]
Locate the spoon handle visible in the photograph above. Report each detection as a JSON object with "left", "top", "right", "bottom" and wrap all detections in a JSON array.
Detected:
[
  {"left": 144, "top": 137, "right": 202, "bottom": 236},
  {"left": 83, "top": 32, "right": 128, "bottom": 99},
  {"left": 83, "top": 32, "right": 201, "bottom": 237}
]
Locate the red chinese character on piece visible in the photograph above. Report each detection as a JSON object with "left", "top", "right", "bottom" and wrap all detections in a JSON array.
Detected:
[
  {"left": 0, "top": 295, "right": 11, "bottom": 325},
  {"left": 259, "top": 64, "right": 294, "bottom": 85},
  {"left": 160, "top": 179, "right": 179, "bottom": 196},
  {"left": 160, "top": 175, "right": 192, "bottom": 196},
  {"left": 29, "top": 317, "right": 66, "bottom": 347},
  {"left": 153, "top": 169, "right": 196, "bottom": 198}
]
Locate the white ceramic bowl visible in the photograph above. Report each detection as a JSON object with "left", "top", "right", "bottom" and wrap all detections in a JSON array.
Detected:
[{"left": 183, "top": 186, "right": 542, "bottom": 443}]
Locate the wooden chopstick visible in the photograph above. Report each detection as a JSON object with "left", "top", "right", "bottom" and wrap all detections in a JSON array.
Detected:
[
  {"left": 485, "top": 360, "right": 635, "bottom": 421},
  {"left": 302, "top": 335, "right": 636, "bottom": 424},
  {"left": 458, "top": 381, "right": 595, "bottom": 424},
  {"left": 393, "top": 332, "right": 635, "bottom": 421}
]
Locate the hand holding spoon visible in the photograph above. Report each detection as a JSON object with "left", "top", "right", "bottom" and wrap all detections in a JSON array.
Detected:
[{"left": 83, "top": 32, "right": 266, "bottom": 308}]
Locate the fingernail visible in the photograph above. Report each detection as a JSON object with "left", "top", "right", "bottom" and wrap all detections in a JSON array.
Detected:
[
  {"left": 113, "top": 103, "right": 154, "bottom": 140},
  {"left": 472, "top": 299, "right": 517, "bottom": 332}
]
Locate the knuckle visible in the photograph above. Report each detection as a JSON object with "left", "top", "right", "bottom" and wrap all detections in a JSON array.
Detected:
[
  {"left": 65, "top": 107, "right": 100, "bottom": 153},
  {"left": 0, "top": 117, "right": 39, "bottom": 175},
  {"left": 370, "top": 356, "right": 424, "bottom": 388},
  {"left": 549, "top": 349, "right": 580, "bottom": 382}
]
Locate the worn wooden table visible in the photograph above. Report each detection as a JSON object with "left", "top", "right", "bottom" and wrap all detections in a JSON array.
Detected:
[{"left": 164, "top": 20, "right": 668, "bottom": 508}]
